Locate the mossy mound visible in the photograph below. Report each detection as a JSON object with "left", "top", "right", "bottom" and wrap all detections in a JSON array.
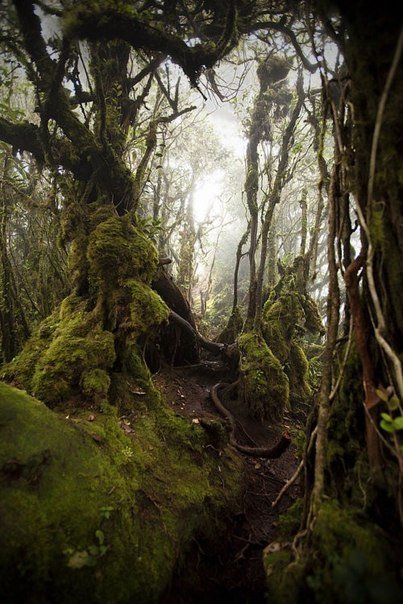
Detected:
[
  {"left": 2, "top": 295, "right": 116, "bottom": 407},
  {"left": 125, "top": 279, "right": 169, "bottom": 339},
  {"left": 237, "top": 331, "right": 289, "bottom": 421},
  {"left": 0, "top": 382, "right": 242, "bottom": 603},
  {"left": 264, "top": 500, "right": 402, "bottom": 604},
  {"left": 87, "top": 216, "right": 158, "bottom": 288}
]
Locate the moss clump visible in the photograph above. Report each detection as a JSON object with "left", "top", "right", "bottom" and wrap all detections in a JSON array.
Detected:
[
  {"left": 301, "top": 295, "right": 324, "bottom": 335},
  {"left": 262, "top": 292, "right": 303, "bottom": 363},
  {"left": 238, "top": 331, "right": 289, "bottom": 421},
  {"left": 265, "top": 500, "right": 402, "bottom": 604},
  {"left": 0, "top": 381, "right": 243, "bottom": 603},
  {"left": 125, "top": 279, "right": 169, "bottom": 339},
  {"left": 2, "top": 295, "right": 116, "bottom": 407},
  {"left": 87, "top": 216, "right": 158, "bottom": 288},
  {"left": 260, "top": 287, "right": 322, "bottom": 408},
  {"left": 1, "top": 310, "right": 59, "bottom": 387},
  {"left": 287, "top": 342, "right": 311, "bottom": 404},
  {"left": 81, "top": 368, "right": 111, "bottom": 399}
]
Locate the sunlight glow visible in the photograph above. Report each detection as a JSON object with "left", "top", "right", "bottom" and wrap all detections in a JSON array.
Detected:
[{"left": 193, "top": 169, "right": 225, "bottom": 223}]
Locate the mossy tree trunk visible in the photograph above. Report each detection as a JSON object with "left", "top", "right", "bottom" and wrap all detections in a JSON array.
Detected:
[
  {"left": 336, "top": 0, "right": 403, "bottom": 514},
  {"left": 253, "top": 71, "right": 304, "bottom": 330},
  {"left": 305, "top": 0, "right": 403, "bottom": 523}
]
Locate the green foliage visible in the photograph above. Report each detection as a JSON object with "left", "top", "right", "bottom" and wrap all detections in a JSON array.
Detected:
[{"left": 380, "top": 412, "right": 403, "bottom": 434}]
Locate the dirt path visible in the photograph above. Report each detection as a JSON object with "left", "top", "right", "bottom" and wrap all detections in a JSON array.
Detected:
[{"left": 155, "top": 363, "right": 302, "bottom": 602}]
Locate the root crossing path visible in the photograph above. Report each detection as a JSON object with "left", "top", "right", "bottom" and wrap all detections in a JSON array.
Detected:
[{"left": 155, "top": 363, "right": 301, "bottom": 603}]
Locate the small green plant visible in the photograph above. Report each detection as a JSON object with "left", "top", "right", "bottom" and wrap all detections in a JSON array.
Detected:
[
  {"left": 376, "top": 387, "right": 403, "bottom": 434},
  {"left": 99, "top": 505, "right": 114, "bottom": 520},
  {"left": 121, "top": 445, "right": 134, "bottom": 462},
  {"left": 65, "top": 530, "right": 109, "bottom": 569}
]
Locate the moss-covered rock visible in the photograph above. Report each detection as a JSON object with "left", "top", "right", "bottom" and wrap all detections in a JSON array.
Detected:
[
  {"left": 0, "top": 381, "right": 243, "bottom": 603},
  {"left": 238, "top": 331, "right": 289, "bottom": 421},
  {"left": 264, "top": 500, "right": 402, "bottom": 604}
]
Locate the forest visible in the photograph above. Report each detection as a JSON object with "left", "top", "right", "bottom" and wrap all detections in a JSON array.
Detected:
[{"left": 0, "top": 1, "right": 402, "bottom": 602}]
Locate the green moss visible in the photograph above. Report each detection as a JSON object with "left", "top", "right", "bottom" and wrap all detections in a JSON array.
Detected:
[
  {"left": 125, "top": 279, "right": 169, "bottom": 339},
  {"left": 287, "top": 342, "right": 312, "bottom": 404},
  {"left": 3, "top": 295, "right": 115, "bottom": 407},
  {"left": 3, "top": 213, "right": 169, "bottom": 409},
  {"left": 262, "top": 293, "right": 302, "bottom": 363},
  {"left": 31, "top": 315, "right": 115, "bottom": 406},
  {"left": 301, "top": 295, "right": 324, "bottom": 334},
  {"left": 265, "top": 500, "right": 402, "bottom": 604},
  {"left": 87, "top": 216, "right": 158, "bottom": 288},
  {"left": 0, "top": 381, "right": 243, "bottom": 603},
  {"left": 1, "top": 310, "right": 59, "bottom": 389},
  {"left": 238, "top": 331, "right": 289, "bottom": 421},
  {"left": 81, "top": 368, "right": 111, "bottom": 399},
  {"left": 277, "top": 499, "right": 304, "bottom": 538}
]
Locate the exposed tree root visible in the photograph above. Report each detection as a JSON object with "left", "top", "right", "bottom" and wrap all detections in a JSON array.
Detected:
[{"left": 210, "top": 382, "right": 291, "bottom": 458}]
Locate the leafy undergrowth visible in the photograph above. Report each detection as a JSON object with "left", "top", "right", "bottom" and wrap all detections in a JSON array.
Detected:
[{"left": 0, "top": 381, "right": 242, "bottom": 603}]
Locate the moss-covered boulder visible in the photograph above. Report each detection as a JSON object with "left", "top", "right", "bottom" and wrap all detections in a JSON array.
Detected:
[
  {"left": 264, "top": 500, "right": 402, "bottom": 604},
  {"left": 0, "top": 381, "right": 242, "bottom": 603},
  {"left": 238, "top": 331, "right": 289, "bottom": 421}
]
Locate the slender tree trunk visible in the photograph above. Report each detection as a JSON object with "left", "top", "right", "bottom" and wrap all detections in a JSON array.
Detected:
[
  {"left": 232, "top": 224, "right": 250, "bottom": 312},
  {"left": 267, "top": 215, "right": 277, "bottom": 288},
  {"left": 310, "top": 163, "right": 340, "bottom": 520}
]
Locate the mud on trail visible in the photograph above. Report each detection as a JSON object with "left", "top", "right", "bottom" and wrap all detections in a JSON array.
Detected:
[{"left": 155, "top": 363, "right": 302, "bottom": 603}]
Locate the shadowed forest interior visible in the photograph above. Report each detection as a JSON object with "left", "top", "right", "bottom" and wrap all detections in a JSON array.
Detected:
[{"left": 0, "top": 1, "right": 402, "bottom": 602}]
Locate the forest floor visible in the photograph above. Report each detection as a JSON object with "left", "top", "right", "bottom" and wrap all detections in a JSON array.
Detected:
[{"left": 154, "top": 362, "right": 303, "bottom": 603}]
